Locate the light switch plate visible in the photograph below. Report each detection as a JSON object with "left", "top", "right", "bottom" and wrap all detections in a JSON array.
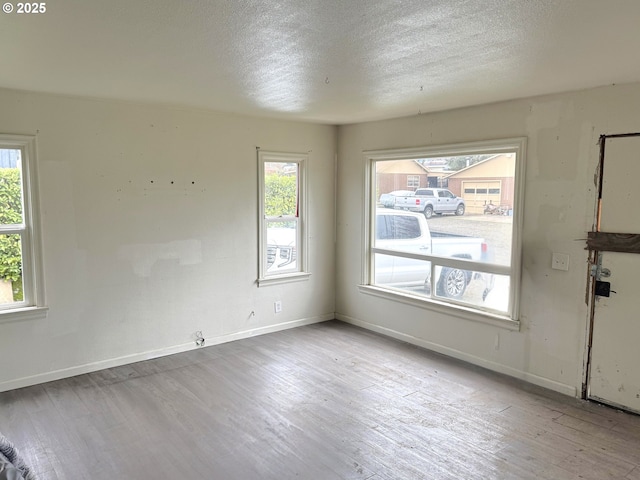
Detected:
[{"left": 552, "top": 253, "right": 570, "bottom": 271}]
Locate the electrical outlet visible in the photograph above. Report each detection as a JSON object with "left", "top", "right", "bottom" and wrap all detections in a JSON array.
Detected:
[
  {"left": 274, "top": 301, "right": 282, "bottom": 313},
  {"left": 552, "top": 253, "right": 570, "bottom": 271}
]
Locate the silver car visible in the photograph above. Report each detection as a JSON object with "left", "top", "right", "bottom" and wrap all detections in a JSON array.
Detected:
[{"left": 378, "top": 190, "right": 413, "bottom": 208}]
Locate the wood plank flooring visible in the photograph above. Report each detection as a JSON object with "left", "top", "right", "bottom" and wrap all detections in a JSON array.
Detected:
[{"left": 2, "top": 320, "right": 640, "bottom": 479}]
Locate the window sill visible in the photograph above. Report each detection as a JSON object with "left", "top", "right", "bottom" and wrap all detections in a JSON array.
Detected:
[
  {"left": 258, "top": 272, "right": 311, "bottom": 287},
  {"left": 358, "top": 285, "right": 519, "bottom": 331},
  {"left": 0, "top": 306, "right": 49, "bottom": 324}
]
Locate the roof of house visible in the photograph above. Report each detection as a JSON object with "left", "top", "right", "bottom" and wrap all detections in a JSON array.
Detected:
[
  {"left": 445, "top": 154, "right": 515, "bottom": 179},
  {"left": 376, "top": 160, "right": 430, "bottom": 175}
]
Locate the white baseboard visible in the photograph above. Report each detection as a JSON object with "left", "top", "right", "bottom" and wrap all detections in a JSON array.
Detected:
[
  {"left": 0, "top": 313, "right": 334, "bottom": 393},
  {"left": 335, "top": 313, "right": 577, "bottom": 398},
  {"left": 2, "top": 312, "right": 577, "bottom": 398}
]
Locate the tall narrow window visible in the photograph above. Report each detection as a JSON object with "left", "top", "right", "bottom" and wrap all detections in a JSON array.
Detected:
[
  {"left": 258, "top": 151, "right": 309, "bottom": 285},
  {"left": 0, "top": 134, "right": 46, "bottom": 321},
  {"left": 363, "top": 138, "right": 525, "bottom": 325}
]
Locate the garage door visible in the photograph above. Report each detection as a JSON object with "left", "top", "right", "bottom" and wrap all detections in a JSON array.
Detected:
[{"left": 462, "top": 181, "right": 501, "bottom": 214}]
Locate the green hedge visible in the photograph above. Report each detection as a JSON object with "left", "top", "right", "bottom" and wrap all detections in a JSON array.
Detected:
[
  {"left": 0, "top": 168, "right": 23, "bottom": 300},
  {"left": 265, "top": 174, "right": 296, "bottom": 217}
]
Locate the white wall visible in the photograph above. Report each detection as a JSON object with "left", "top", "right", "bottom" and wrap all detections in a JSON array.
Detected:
[
  {"left": 336, "top": 82, "right": 640, "bottom": 396},
  {"left": 4, "top": 82, "right": 640, "bottom": 397},
  {"left": 0, "top": 88, "right": 337, "bottom": 391}
]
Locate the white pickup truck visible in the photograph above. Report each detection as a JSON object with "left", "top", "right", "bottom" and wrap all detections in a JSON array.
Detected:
[
  {"left": 394, "top": 188, "right": 465, "bottom": 218},
  {"left": 375, "top": 209, "right": 493, "bottom": 300}
]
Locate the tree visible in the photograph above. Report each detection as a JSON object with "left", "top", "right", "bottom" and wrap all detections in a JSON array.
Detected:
[
  {"left": 0, "top": 168, "right": 23, "bottom": 300},
  {"left": 443, "top": 155, "right": 493, "bottom": 172},
  {"left": 265, "top": 174, "right": 297, "bottom": 217}
]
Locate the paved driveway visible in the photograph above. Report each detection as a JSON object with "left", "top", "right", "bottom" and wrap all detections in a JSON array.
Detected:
[{"left": 427, "top": 213, "right": 513, "bottom": 265}]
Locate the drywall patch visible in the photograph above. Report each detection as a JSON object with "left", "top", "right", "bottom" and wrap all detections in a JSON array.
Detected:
[
  {"left": 118, "top": 239, "right": 202, "bottom": 277},
  {"left": 537, "top": 204, "right": 566, "bottom": 231},
  {"left": 526, "top": 100, "right": 580, "bottom": 181},
  {"left": 535, "top": 125, "right": 581, "bottom": 180},
  {"left": 526, "top": 100, "right": 563, "bottom": 131}
]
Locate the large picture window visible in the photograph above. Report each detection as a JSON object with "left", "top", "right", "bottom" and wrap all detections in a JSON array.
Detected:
[
  {"left": 0, "top": 134, "right": 46, "bottom": 321},
  {"left": 258, "top": 151, "right": 309, "bottom": 285},
  {"left": 362, "top": 138, "right": 526, "bottom": 325}
]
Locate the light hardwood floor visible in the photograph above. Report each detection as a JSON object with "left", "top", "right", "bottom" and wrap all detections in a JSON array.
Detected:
[{"left": 2, "top": 320, "right": 640, "bottom": 479}]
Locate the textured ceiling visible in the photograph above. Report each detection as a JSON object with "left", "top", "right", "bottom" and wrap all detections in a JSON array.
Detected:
[{"left": 1, "top": 0, "right": 640, "bottom": 124}]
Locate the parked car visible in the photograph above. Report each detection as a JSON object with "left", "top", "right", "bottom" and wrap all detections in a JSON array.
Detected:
[
  {"left": 379, "top": 190, "right": 414, "bottom": 208},
  {"left": 374, "top": 209, "right": 493, "bottom": 299},
  {"left": 394, "top": 188, "right": 465, "bottom": 218},
  {"left": 266, "top": 227, "right": 297, "bottom": 273}
]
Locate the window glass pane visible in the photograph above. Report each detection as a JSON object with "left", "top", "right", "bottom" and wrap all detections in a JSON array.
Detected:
[
  {"left": 424, "top": 152, "right": 514, "bottom": 266},
  {"left": 266, "top": 220, "right": 297, "bottom": 274},
  {"left": 375, "top": 214, "right": 388, "bottom": 239},
  {"left": 374, "top": 253, "right": 428, "bottom": 292},
  {"left": 434, "top": 270, "right": 509, "bottom": 313},
  {"left": 428, "top": 209, "right": 512, "bottom": 266},
  {"left": 376, "top": 159, "right": 426, "bottom": 196},
  {"left": 0, "top": 234, "right": 23, "bottom": 305},
  {"left": 374, "top": 252, "right": 508, "bottom": 313},
  {"left": 374, "top": 211, "right": 425, "bottom": 250},
  {"left": 388, "top": 215, "right": 421, "bottom": 240},
  {"left": 0, "top": 149, "right": 23, "bottom": 225},
  {"left": 264, "top": 162, "right": 297, "bottom": 217}
]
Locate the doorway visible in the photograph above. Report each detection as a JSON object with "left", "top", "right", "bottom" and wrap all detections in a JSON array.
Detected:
[{"left": 586, "top": 133, "right": 640, "bottom": 413}]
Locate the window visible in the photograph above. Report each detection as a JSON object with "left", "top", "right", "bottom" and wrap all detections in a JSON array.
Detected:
[
  {"left": 258, "top": 151, "right": 309, "bottom": 285},
  {"left": 440, "top": 190, "right": 455, "bottom": 198},
  {"left": 361, "top": 138, "right": 525, "bottom": 326},
  {"left": 377, "top": 215, "right": 422, "bottom": 240},
  {"left": 407, "top": 175, "right": 420, "bottom": 188},
  {"left": 0, "top": 134, "right": 46, "bottom": 321}
]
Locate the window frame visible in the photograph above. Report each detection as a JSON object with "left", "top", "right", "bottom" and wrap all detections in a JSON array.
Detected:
[
  {"left": 360, "top": 138, "right": 526, "bottom": 329},
  {"left": 0, "top": 134, "right": 47, "bottom": 323},
  {"left": 257, "top": 150, "right": 310, "bottom": 286}
]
